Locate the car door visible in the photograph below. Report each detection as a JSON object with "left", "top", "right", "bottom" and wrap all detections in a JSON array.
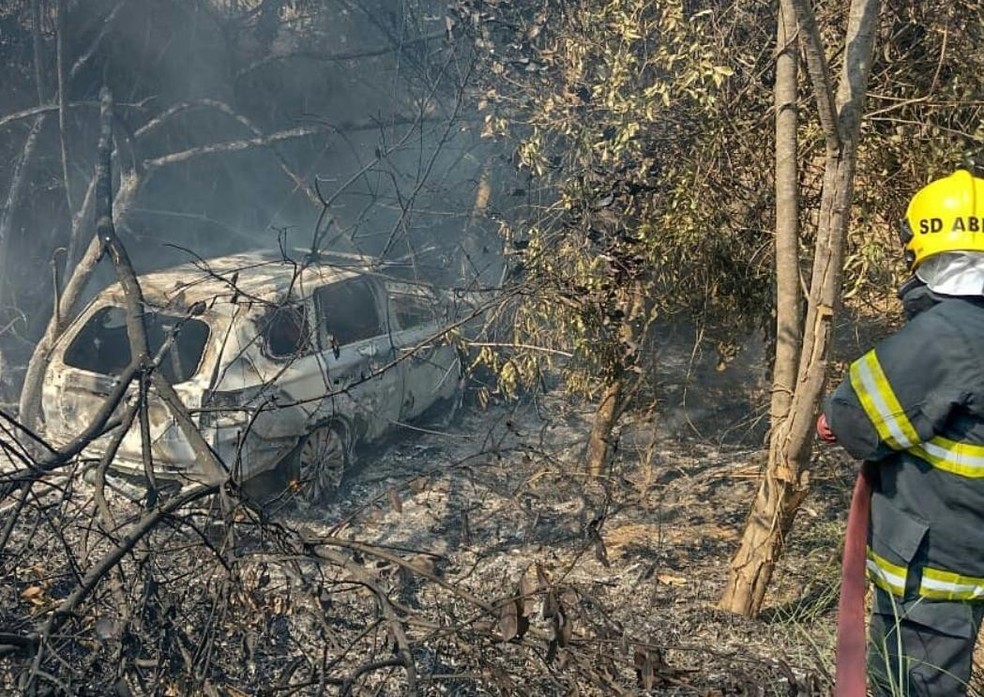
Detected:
[
  {"left": 231, "top": 298, "right": 323, "bottom": 444},
  {"left": 385, "top": 283, "right": 460, "bottom": 421},
  {"left": 311, "top": 276, "right": 403, "bottom": 439}
]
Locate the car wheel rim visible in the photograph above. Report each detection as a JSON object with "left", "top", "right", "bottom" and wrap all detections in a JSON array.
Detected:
[{"left": 295, "top": 426, "right": 346, "bottom": 505}]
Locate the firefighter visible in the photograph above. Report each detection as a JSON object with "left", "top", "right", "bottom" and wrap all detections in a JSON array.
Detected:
[{"left": 818, "top": 169, "right": 984, "bottom": 696}]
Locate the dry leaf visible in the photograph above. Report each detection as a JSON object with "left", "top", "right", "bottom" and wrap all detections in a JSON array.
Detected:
[
  {"left": 558, "top": 607, "right": 573, "bottom": 647},
  {"left": 593, "top": 534, "right": 610, "bottom": 567},
  {"left": 461, "top": 510, "right": 472, "bottom": 546},
  {"left": 656, "top": 573, "right": 687, "bottom": 586},
  {"left": 499, "top": 599, "right": 518, "bottom": 642},
  {"left": 518, "top": 566, "right": 537, "bottom": 616},
  {"left": 406, "top": 554, "right": 435, "bottom": 577},
  {"left": 634, "top": 647, "right": 655, "bottom": 689},
  {"left": 387, "top": 488, "right": 403, "bottom": 514},
  {"left": 545, "top": 637, "right": 558, "bottom": 663},
  {"left": 21, "top": 586, "right": 47, "bottom": 606},
  {"left": 542, "top": 589, "right": 559, "bottom": 619}
]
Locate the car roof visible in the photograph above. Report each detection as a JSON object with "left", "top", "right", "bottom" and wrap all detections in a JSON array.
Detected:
[{"left": 102, "top": 249, "right": 379, "bottom": 308}]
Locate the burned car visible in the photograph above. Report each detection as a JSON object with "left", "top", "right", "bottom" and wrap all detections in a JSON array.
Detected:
[{"left": 41, "top": 250, "right": 466, "bottom": 503}]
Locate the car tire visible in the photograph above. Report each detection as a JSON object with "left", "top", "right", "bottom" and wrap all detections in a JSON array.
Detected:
[{"left": 285, "top": 423, "right": 351, "bottom": 506}]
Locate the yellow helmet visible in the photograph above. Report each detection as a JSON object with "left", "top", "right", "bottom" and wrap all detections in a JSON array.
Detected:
[{"left": 901, "top": 170, "right": 984, "bottom": 269}]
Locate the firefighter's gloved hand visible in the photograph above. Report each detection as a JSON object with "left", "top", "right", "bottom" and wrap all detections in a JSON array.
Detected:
[{"left": 816, "top": 413, "right": 837, "bottom": 443}]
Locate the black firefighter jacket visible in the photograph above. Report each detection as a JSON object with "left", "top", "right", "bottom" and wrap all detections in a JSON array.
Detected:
[{"left": 825, "top": 296, "right": 984, "bottom": 602}]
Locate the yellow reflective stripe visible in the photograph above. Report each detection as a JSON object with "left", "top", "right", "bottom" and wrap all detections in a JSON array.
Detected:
[
  {"left": 866, "top": 548, "right": 907, "bottom": 596},
  {"left": 910, "top": 436, "right": 984, "bottom": 478},
  {"left": 849, "top": 351, "right": 920, "bottom": 450},
  {"left": 847, "top": 350, "right": 984, "bottom": 479},
  {"left": 919, "top": 566, "right": 984, "bottom": 600}
]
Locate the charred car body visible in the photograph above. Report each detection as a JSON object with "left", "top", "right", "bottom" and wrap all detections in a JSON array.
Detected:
[{"left": 41, "top": 250, "right": 466, "bottom": 502}]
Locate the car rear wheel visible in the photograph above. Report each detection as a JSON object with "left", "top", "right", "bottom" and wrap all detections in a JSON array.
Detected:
[{"left": 286, "top": 423, "right": 350, "bottom": 506}]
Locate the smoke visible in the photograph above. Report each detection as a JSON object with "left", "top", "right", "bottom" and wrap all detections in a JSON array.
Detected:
[{"left": 0, "top": 0, "right": 513, "bottom": 394}]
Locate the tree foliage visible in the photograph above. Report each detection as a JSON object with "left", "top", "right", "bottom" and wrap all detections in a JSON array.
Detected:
[
  {"left": 452, "top": 0, "right": 777, "bottom": 406},
  {"left": 457, "top": 0, "right": 984, "bottom": 411}
]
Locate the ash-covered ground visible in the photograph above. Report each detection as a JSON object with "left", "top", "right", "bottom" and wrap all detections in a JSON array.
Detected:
[
  {"left": 283, "top": 389, "right": 851, "bottom": 694},
  {"left": 1, "top": 348, "right": 859, "bottom": 695}
]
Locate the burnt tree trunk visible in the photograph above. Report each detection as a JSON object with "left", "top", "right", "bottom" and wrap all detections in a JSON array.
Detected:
[
  {"left": 718, "top": 0, "right": 805, "bottom": 614},
  {"left": 720, "top": 0, "right": 881, "bottom": 616},
  {"left": 586, "top": 378, "right": 624, "bottom": 477},
  {"left": 91, "top": 88, "right": 227, "bottom": 486},
  {"left": 770, "top": 0, "right": 802, "bottom": 431},
  {"left": 586, "top": 282, "right": 645, "bottom": 477}
]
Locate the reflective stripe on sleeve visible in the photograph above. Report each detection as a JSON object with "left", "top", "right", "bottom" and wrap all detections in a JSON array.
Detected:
[
  {"left": 919, "top": 566, "right": 984, "bottom": 600},
  {"left": 849, "top": 351, "right": 920, "bottom": 451},
  {"left": 866, "top": 547, "right": 907, "bottom": 597},
  {"left": 847, "top": 349, "right": 984, "bottom": 478},
  {"left": 910, "top": 436, "right": 984, "bottom": 478}
]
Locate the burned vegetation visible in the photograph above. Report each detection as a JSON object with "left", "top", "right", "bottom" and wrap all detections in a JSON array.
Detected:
[
  {"left": 0, "top": 1, "right": 847, "bottom": 695},
  {"left": 1, "top": 346, "right": 841, "bottom": 697}
]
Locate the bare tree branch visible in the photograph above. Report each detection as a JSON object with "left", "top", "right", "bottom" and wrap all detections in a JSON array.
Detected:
[
  {"left": 143, "top": 114, "right": 444, "bottom": 170},
  {"left": 786, "top": 0, "right": 841, "bottom": 152},
  {"left": 68, "top": 0, "right": 130, "bottom": 80},
  {"left": 56, "top": 0, "right": 74, "bottom": 214},
  {"left": 0, "top": 118, "right": 45, "bottom": 284}
]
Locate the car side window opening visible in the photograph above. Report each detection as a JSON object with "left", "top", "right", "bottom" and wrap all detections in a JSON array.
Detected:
[
  {"left": 62, "top": 305, "right": 210, "bottom": 383},
  {"left": 262, "top": 303, "right": 312, "bottom": 360},
  {"left": 390, "top": 292, "right": 438, "bottom": 330},
  {"left": 160, "top": 315, "right": 210, "bottom": 382},
  {"left": 314, "top": 279, "right": 383, "bottom": 348}
]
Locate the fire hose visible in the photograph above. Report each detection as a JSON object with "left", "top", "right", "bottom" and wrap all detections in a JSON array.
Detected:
[
  {"left": 818, "top": 412, "right": 871, "bottom": 696},
  {"left": 834, "top": 466, "right": 872, "bottom": 697}
]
